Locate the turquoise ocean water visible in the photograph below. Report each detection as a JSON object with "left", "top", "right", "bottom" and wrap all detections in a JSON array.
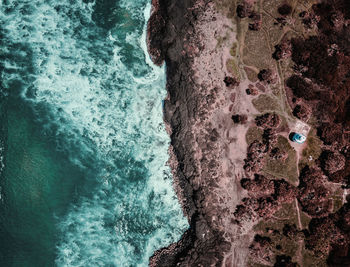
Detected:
[{"left": 0, "top": 0, "right": 188, "bottom": 266}]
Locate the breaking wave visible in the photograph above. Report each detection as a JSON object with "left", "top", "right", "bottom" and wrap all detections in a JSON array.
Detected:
[{"left": 0, "top": 0, "right": 187, "bottom": 266}]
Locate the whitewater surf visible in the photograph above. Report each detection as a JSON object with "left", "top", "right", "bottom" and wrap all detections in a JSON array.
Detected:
[{"left": 0, "top": 0, "right": 187, "bottom": 266}]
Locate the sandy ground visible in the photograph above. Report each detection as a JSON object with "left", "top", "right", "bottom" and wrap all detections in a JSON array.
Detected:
[{"left": 186, "top": 2, "right": 262, "bottom": 265}]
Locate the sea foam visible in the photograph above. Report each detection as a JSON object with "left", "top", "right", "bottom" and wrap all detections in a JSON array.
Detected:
[{"left": 0, "top": 0, "right": 187, "bottom": 266}]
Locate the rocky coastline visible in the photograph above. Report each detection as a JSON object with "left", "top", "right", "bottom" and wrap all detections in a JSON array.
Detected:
[
  {"left": 147, "top": 0, "right": 350, "bottom": 266},
  {"left": 147, "top": 0, "right": 235, "bottom": 265}
]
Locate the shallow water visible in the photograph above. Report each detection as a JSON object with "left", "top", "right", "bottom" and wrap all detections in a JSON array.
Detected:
[{"left": 0, "top": 0, "right": 188, "bottom": 266}]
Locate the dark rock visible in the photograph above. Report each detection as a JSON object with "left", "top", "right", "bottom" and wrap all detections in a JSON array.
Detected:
[
  {"left": 149, "top": 228, "right": 195, "bottom": 267},
  {"left": 149, "top": 0, "right": 350, "bottom": 265},
  {"left": 147, "top": 0, "right": 167, "bottom": 66},
  {"left": 148, "top": 0, "right": 232, "bottom": 265}
]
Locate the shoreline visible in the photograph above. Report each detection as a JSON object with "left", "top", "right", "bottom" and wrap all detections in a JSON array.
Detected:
[
  {"left": 147, "top": 1, "right": 250, "bottom": 265},
  {"left": 147, "top": 0, "right": 205, "bottom": 264},
  {"left": 147, "top": 0, "right": 350, "bottom": 266}
]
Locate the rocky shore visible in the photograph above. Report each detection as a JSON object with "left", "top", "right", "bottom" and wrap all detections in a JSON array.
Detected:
[
  {"left": 147, "top": 0, "right": 350, "bottom": 266},
  {"left": 148, "top": 0, "right": 243, "bottom": 265}
]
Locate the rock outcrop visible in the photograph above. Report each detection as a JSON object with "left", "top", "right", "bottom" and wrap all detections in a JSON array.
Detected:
[
  {"left": 148, "top": 0, "right": 350, "bottom": 265},
  {"left": 148, "top": 0, "right": 233, "bottom": 265}
]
